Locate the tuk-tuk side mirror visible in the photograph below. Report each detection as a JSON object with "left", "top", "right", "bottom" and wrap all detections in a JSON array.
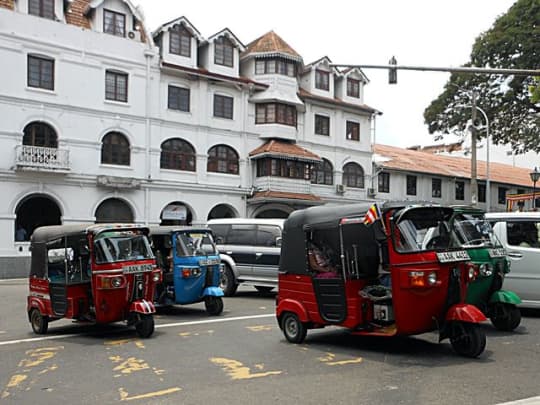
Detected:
[{"left": 276, "top": 237, "right": 282, "bottom": 247}]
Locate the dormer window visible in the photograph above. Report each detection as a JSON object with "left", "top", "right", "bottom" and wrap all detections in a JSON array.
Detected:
[
  {"left": 315, "top": 69, "right": 329, "bottom": 91},
  {"left": 255, "top": 58, "right": 296, "bottom": 77},
  {"left": 347, "top": 78, "right": 360, "bottom": 98},
  {"left": 214, "top": 37, "right": 234, "bottom": 67},
  {"left": 28, "top": 0, "right": 54, "bottom": 19},
  {"left": 104, "top": 9, "right": 126, "bottom": 37},
  {"left": 170, "top": 26, "right": 192, "bottom": 57}
]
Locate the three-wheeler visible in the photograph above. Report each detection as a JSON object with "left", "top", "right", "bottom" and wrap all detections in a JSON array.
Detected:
[
  {"left": 276, "top": 202, "right": 488, "bottom": 357},
  {"left": 450, "top": 206, "right": 521, "bottom": 330},
  {"left": 27, "top": 224, "right": 161, "bottom": 338},
  {"left": 149, "top": 226, "right": 224, "bottom": 315}
]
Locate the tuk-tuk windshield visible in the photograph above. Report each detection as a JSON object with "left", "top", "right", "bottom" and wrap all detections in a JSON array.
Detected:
[
  {"left": 175, "top": 231, "right": 218, "bottom": 257},
  {"left": 452, "top": 213, "right": 501, "bottom": 248},
  {"left": 94, "top": 231, "right": 154, "bottom": 264},
  {"left": 394, "top": 207, "right": 453, "bottom": 253}
]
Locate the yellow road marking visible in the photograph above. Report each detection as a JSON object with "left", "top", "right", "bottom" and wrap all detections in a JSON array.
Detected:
[
  {"left": 6, "top": 374, "right": 27, "bottom": 388},
  {"left": 19, "top": 346, "right": 63, "bottom": 368},
  {"left": 110, "top": 356, "right": 149, "bottom": 375},
  {"left": 210, "top": 357, "right": 282, "bottom": 380},
  {"left": 318, "top": 352, "right": 363, "bottom": 366},
  {"left": 246, "top": 325, "right": 273, "bottom": 332},
  {"left": 118, "top": 387, "right": 181, "bottom": 401}
]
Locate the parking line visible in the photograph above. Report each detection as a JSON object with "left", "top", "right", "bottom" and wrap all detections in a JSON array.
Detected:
[{"left": 0, "top": 314, "right": 275, "bottom": 347}]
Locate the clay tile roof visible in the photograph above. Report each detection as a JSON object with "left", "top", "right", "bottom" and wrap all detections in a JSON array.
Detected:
[
  {"left": 374, "top": 144, "right": 534, "bottom": 188},
  {"left": 249, "top": 140, "right": 320, "bottom": 162},
  {"left": 252, "top": 190, "right": 322, "bottom": 202},
  {"left": 244, "top": 31, "right": 302, "bottom": 60},
  {"left": 0, "top": 0, "right": 15, "bottom": 10},
  {"left": 65, "top": 0, "right": 91, "bottom": 29}
]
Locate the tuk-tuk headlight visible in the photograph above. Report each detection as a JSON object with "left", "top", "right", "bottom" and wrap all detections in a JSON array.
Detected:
[
  {"left": 152, "top": 272, "right": 161, "bottom": 282},
  {"left": 479, "top": 263, "right": 493, "bottom": 277},
  {"left": 111, "top": 276, "right": 123, "bottom": 288},
  {"left": 427, "top": 272, "right": 437, "bottom": 286}
]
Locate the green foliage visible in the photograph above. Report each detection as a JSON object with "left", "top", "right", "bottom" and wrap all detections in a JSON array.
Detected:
[
  {"left": 530, "top": 77, "right": 540, "bottom": 103},
  {"left": 424, "top": 0, "right": 540, "bottom": 153}
]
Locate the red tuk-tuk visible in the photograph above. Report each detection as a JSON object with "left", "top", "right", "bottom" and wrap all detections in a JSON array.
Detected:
[
  {"left": 276, "top": 202, "right": 488, "bottom": 357},
  {"left": 27, "top": 224, "right": 161, "bottom": 338}
]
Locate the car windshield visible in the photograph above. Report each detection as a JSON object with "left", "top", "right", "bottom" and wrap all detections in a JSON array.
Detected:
[
  {"left": 452, "top": 213, "right": 500, "bottom": 248},
  {"left": 94, "top": 231, "right": 154, "bottom": 264},
  {"left": 393, "top": 207, "right": 453, "bottom": 253},
  {"left": 175, "top": 231, "right": 218, "bottom": 257}
]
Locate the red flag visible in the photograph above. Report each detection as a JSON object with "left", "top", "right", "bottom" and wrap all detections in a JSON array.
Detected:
[{"left": 363, "top": 203, "right": 381, "bottom": 226}]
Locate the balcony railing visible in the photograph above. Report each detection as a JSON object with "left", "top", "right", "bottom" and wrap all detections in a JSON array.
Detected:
[
  {"left": 15, "top": 145, "right": 70, "bottom": 172},
  {"left": 254, "top": 176, "right": 312, "bottom": 194}
]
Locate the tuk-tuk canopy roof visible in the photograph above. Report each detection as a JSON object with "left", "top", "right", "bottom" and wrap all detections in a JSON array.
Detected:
[
  {"left": 31, "top": 223, "right": 149, "bottom": 243},
  {"left": 148, "top": 226, "right": 213, "bottom": 236}
]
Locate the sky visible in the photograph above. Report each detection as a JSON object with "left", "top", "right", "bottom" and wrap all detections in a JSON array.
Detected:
[{"left": 133, "top": 0, "right": 516, "bottom": 148}]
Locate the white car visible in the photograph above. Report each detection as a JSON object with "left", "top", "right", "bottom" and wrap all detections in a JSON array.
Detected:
[{"left": 486, "top": 212, "right": 540, "bottom": 308}]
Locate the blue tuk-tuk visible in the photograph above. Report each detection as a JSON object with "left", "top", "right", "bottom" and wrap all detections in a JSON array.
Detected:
[{"left": 149, "top": 226, "right": 224, "bottom": 315}]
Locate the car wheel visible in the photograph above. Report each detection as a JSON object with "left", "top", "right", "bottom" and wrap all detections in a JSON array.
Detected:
[
  {"left": 135, "top": 314, "right": 155, "bottom": 338},
  {"left": 450, "top": 322, "right": 486, "bottom": 358},
  {"left": 30, "top": 308, "right": 49, "bottom": 335},
  {"left": 205, "top": 296, "right": 224, "bottom": 316},
  {"left": 220, "top": 264, "right": 238, "bottom": 297},
  {"left": 490, "top": 303, "right": 521, "bottom": 331},
  {"left": 281, "top": 312, "right": 307, "bottom": 344},
  {"left": 254, "top": 286, "right": 274, "bottom": 293}
]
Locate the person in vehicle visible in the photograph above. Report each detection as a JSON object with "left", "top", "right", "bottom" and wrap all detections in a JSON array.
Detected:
[{"left": 307, "top": 240, "right": 338, "bottom": 278}]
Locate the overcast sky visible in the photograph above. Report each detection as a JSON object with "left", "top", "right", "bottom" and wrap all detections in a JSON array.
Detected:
[{"left": 134, "top": 0, "right": 516, "bottom": 148}]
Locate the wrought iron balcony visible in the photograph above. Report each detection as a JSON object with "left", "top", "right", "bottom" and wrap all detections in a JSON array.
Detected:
[{"left": 15, "top": 145, "right": 70, "bottom": 172}]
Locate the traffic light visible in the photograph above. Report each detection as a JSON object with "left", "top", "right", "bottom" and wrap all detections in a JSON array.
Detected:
[{"left": 388, "top": 56, "right": 397, "bottom": 84}]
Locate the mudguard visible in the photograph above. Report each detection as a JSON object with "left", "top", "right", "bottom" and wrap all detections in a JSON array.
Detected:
[
  {"left": 27, "top": 296, "right": 48, "bottom": 321},
  {"left": 445, "top": 303, "right": 487, "bottom": 323},
  {"left": 489, "top": 290, "right": 522, "bottom": 305},
  {"left": 276, "top": 298, "right": 309, "bottom": 323},
  {"left": 203, "top": 286, "right": 224, "bottom": 297},
  {"left": 129, "top": 299, "right": 156, "bottom": 314}
]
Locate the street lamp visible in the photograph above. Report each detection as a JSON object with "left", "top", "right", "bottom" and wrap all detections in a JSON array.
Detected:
[
  {"left": 472, "top": 106, "right": 490, "bottom": 211},
  {"left": 530, "top": 167, "right": 540, "bottom": 211}
]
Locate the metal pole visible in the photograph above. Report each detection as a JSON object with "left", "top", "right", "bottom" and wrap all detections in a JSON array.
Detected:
[
  {"left": 533, "top": 181, "right": 536, "bottom": 211},
  {"left": 474, "top": 106, "right": 490, "bottom": 212},
  {"left": 470, "top": 93, "right": 478, "bottom": 206}
]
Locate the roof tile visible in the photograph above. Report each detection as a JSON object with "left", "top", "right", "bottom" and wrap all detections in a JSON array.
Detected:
[
  {"left": 249, "top": 140, "right": 320, "bottom": 161},
  {"left": 244, "top": 31, "right": 301, "bottom": 59}
]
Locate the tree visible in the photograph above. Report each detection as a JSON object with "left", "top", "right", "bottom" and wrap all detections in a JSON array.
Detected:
[
  {"left": 530, "top": 77, "right": 540, "bottom": 103},
  {"left": 424, "top": 0, "right": 540, "bottom": 153}
]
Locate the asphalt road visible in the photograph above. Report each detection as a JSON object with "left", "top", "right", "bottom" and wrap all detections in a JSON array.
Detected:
[{"left": 1, "top": 279, "right": 539, "bottom": 405}]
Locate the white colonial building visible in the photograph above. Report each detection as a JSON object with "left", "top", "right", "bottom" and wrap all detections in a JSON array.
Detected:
[{"left": 0, "top": 0, "right": 380, "bottom": 276}]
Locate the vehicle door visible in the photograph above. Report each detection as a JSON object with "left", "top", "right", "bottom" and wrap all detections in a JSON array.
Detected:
[
  {"left": 46, "top": 239, "right": 69, "bottom": 317},
  {"left": 223, "top": 224, "right": 257, "bottom": 278},
  {"left": 494, "top": 219, "right": 540, "bottom": 303},
  {"left": 252, "top": 224, "right": 282, "bottom": 282}
]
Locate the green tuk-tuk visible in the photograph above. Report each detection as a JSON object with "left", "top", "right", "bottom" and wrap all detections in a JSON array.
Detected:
[{"left": 450, "top": 206, "right": 521, "bottom": 331}]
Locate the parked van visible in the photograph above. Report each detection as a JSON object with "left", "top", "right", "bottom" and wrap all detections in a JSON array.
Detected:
[
  {"left": 207, "top": 218, "right": 285, "bottom": 296},
  {"left": 486, "top": 212, "right": 540, "bottom": 308}
]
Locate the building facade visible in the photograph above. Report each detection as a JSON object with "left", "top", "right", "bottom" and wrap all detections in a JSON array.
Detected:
[{"left": 0, "top": 0, "right": 379, "bottom": 276}]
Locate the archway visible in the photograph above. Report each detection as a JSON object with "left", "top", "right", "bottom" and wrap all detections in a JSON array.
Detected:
[
  {"left": 160, "top": 202, "right": 193, "bottom": 225},
  {"left": 95, "top": 198, "right": 134, "bottom": 223},
  {"left": 207, "top": 204, "right": 238, "bottom": 220},
  {"left": 15, "top": 194, "right": 61, "bottom": 241}
]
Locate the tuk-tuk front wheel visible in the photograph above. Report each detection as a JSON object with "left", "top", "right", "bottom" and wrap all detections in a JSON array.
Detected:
[
  {"left": 490, "top": 303, "right": 521, "bottom": 331},
  {"left": 449, "top": 322, "right": 486, "bottom": 358},
  {"left": 205, "top": 296, "right": 224, "bottom": 316},
  {"left": 281, "top": 312, "right": 307, "bottom": 344},
  {"left": 30, "top": 308, "right": 49, "bottom": 335},
  {"left": 135, "top": 314, "right": 154, "bottom": 338}
]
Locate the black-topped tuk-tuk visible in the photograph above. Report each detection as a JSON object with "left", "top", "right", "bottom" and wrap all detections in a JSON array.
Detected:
[
  {"left": 276, "top": 202, "right": 488, "bottom": 357},
  {"left": 27, "top": 224, "right": 161, "bottom": 338}
]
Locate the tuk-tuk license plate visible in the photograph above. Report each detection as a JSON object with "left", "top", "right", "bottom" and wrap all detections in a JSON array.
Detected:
[
  {"left": 488, "top": 248, "right": 506, "bottom": 258},
  {"left": 436, "top": 250, "right": 470, "bottom": 263},
  {"left": 123, "top": 264, "right": 154, "bottom": 274},
  {"left": 199, "top": 258, "right": 220, "bottom": 266}
]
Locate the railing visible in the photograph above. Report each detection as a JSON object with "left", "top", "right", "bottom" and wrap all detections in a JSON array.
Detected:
[
  {"left": 15, "top": 145, "right": 70, "bottom": 171},
  {"left": 254, "top": 177, "right": 312, "bottom": 194}
]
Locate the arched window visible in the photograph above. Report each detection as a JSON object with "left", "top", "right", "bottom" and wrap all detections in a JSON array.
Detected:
[
  {"left": 160, "top": 138, "right": 196, "bottom": 171},
  {"left": 207, "top": 145, "right": 239, "bottom": 174},
  {"left": 95, "top": 198, "right": 133, "bottom": 223},
  {"left": 311, "top": 158, "right": 333, "bottom": 185},
  {"left": 101, "top": 132, "right": 130, "bottom": 166},
  {"left": 23, "top": 122, "right": 57, "bottom": 148},
  {"left": 342, "top": 162, "right": 365, "bottom": 188}
]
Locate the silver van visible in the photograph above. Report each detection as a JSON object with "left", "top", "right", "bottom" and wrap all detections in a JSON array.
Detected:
[
  {"left": 486, "top": 212, "right": 540, "bottom": 308},
  {"left": 207, "top": 218, "right": 285, "bottom": 296}
]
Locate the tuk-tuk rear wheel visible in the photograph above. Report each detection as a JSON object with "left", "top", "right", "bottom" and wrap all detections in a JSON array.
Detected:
[
  {"left": 30, "top": 308, "right": 48, "bottom": 335},
  {"left": 281, "top": 312, "right": 307, "bottom": 344},
  {"left": 135, "top": 314, "right": 154, "bottom": 338},
  {"left": 450, "top": 322, "right": 486, "bottom": 358},
  {"left": 205, "top": 296, "right": 224, "bottom": 316},
  {"left": 490, "top": 303, "right": 521, "bottom": 331}
]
